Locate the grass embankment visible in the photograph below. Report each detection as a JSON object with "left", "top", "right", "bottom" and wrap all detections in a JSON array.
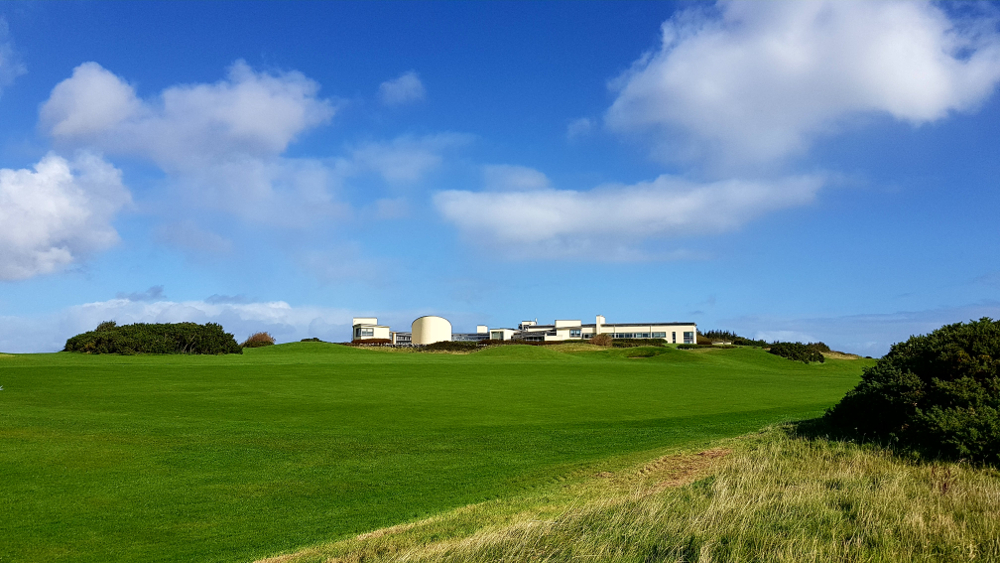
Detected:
[
  {"left": 265, "top": 424, "right": 1000, "bottom": 563},
  {"left": 1, "top": 343, "right": 869, "bottom": 562}
]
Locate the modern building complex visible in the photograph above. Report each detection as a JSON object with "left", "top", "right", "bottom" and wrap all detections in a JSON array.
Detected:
[{"left": 352, "top": 315, "right": 696, "bottom": 346}]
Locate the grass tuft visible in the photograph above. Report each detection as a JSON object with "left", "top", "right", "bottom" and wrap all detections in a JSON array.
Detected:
[{"left": 242, "top": 331, "right": 276, "bottom": 348}]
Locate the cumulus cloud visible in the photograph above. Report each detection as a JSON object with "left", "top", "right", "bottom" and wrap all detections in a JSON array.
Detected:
[
  {"left": 483, "top": 164, "right": 551, "bottom": 191},
  {"left": 0, "top": 18, "right": 26, "bottom": 96},
  {"left": 41, "top": 60, "right": 335, "bottom": 166},
  {"left": 0, "top": 153, "right": 130, "bottom": 280},
  {"left": 378, "top": 71, "right": 426, "bottom": 106},
  {"left": 607, "top": 1, "right": 1000, "bottom": 166},
  {"left": 435, "top": 174, "right": 823, "bottom": 259},
  {"left": 0, "top": 298, "right": 357, "bottom": 353},
  {"left": 39, "top": 61, "right": 347, "bottom": 224}
]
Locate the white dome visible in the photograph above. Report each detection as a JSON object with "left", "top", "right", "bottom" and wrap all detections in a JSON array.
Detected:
[{"left": 411, "top": 316, "right": 452, "bottom": 345}]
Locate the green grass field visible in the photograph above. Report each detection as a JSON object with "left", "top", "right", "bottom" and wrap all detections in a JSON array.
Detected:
[{"left": 0, "top": 343, "right": 872, "bottom": 562}]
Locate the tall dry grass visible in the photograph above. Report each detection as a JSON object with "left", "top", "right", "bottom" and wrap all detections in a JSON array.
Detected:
[
  {"left": 241, "top": 332, "right": 276, "bottom": 348},
  {"left": 260, "top": 425, "right": 1000, "bottom": 563}
]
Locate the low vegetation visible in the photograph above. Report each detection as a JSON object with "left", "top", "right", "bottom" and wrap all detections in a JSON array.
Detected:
[
  {"left": 63, "top": 320, "right": 241, "bottom": 355},
  {"left": 263, "top": 423, "right": 1000, "bottom": 563},
  {"left": 241, "top": 331, "right": 276, "bottom": 348},
  {"left": 768, "top": 341, "right": 827, "bottom": 363},
  {"left": 827, "top": 317, "right": 1000, "bottom": 464},
  {"left": 1, "top": 343, "right": 867, "bottom": 562}
]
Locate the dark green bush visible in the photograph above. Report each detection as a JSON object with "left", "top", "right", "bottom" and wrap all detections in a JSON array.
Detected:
[
  {"left": 700, "top": 330, "right": 768, "bottom": 347},
  {"left": 64, "top": 322, "right": 242, "bottom": 355},
  {"left": 612, "top": 339, "right": 666, "bottom": 348},
  {"left": 826, "top": 318, "right": 1000, "bottom": 464},
  {"left": 768, "top": 342, "right": 826, "bottom": 363}
]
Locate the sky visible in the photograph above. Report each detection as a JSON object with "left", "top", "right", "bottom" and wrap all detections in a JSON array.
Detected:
[{"left": 1, "top": 1, "right": 999, "bottom": 355}]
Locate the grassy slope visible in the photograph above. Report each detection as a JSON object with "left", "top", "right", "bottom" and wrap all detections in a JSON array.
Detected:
[
  {"left": 0, "top": 343, "right": 870, "bottom": 562},
  {"left": 266, "top": 425, "right": 1000, "bottom": 563}
]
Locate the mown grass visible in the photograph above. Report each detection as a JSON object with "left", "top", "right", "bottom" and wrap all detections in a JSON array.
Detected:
[
  {"left": 0, "top": 343, "right": 871, "bottom": 562},
  {"left": 263, "top": 424, "right": 1000, "bottom": 563}
]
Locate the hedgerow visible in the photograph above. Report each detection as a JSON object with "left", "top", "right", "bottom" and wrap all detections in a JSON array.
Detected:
[
  {"left": 768, "top": 342, "right": 826, "bottom": 363},
  {"left": 64, "top": 321, "right": 242, "bottom": 355},
  {"left": 826, "top": 318, "right": 1000, "bottom": 464}
]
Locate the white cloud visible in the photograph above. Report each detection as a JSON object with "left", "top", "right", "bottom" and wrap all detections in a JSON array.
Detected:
[
  {"left": 483, "top": 164, "right": 551, "bottom": 191},
  {"left": 341, "top": 134, "right": 469, "bottom": 185},
  {"left": 42, "top": 60, "right": 335, "bottom": 167},
  {"left": 378, "top": 71, "right": 426, "bottom": 106},
  {"left": 566, "top": 117, "right": 593, "bottom": 140},
  {"left": 39, "top": 61, "right": 346, "bottom": 224},
  {"left": 435, "top": 174, "right": 822, "bottom": 259},
  {"left": 0, "top": 18, "right": 26, "bottom": 96},
  {"left": 0, "top": 153, "right": 130, "bottom": 280},
  {"left": 607, "top": 1, "right": 1000, "bottom": 166}
]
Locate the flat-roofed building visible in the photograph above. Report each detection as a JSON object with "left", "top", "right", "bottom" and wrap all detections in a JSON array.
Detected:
[
  {"left": 352, "top": 317, "right": 391, "bottom": 341},
  {"left": 515, "top": 315, "right": 696, "bottom": 344}
]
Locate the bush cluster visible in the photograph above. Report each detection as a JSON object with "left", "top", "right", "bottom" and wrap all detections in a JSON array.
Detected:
[
  {"left": 700, "top": 330, "right": 768, "bottom": 347},
  {"left": 64, "top": 321, "right": 241, "bottom": 355},
  {"left": 768, "top": 342, "right": 827, "bottom": 363},
  {"left": 826, "top": 318, "right": 1000, "bottom": 464},
  {"left": 241, "top": 332, "right": 276, "bottom": 348}
]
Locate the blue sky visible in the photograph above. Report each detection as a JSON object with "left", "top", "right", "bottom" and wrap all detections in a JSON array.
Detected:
[{"left": 1, "top": 1, "right": 999, "bottom": 355}]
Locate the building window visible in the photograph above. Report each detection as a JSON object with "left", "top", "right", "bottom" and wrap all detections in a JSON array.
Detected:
[
  {"left": 491, "top": 331, "right": 504, "bottom": 340},
  {"left": 652, "top": 332, "right": 666, "bottom": 338},
  {"left": 358, "top": 328, "right": 374, "bottom": 338},
  {"left": 672, "top": 331, "right": 676, "bottom": 343},
  {"left": 683, "top": 331, "right": 694, "bottom": 344},
  {"left": 570, "top": 329, "right": 581, "bottom": 337}
]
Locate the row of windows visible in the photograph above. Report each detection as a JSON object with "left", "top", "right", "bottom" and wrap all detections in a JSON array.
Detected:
[{"left": 355, "top": 327, "right": 374, "bottom": 338}]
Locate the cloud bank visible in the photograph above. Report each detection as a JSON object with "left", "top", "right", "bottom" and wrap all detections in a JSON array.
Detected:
[
  {"left": 0, "top": 153, "right": 130, "bottom": 280},
  {"left": 607, "top": 1, "right": 1000, "bottom": 166},
  {"left": 435, "top": 173, "right": 823, "bottom": 259}
]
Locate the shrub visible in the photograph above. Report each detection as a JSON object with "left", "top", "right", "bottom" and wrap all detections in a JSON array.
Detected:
[
  {"left": 590, "top": 334, "right": 613, "bottom": 347},
  {"left": 241, "top": 332, "right": 275, "bottom": 348},
  {"left": 300, "top": 337, "right": 324, "bottom": 343},
  {"left": 64, "top": 322, "right": 241, "bottom": 355},
  {"left": 826, "top": 318, "right": 1000, "bottom": 464},
  {"left": 768, "top": 342, "right": 826, "bottom": 363}
]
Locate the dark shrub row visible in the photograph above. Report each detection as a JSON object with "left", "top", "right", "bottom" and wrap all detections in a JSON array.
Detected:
[
  {"left": 421, "top": 341, "right": 480, "bottom": 352},
  {"left": 826, "top": 318, "right": 1000, "bottom": 464},
  {"left": 768, "top": 342, "right": 826, "bottom": 363},
  {"left": 700, "top": 330, "right": 768, "bottom": 347},
  {"left": 64, "top": 321, "right": 241, "bottom": 355},
  {"left": 612, "top": 339, "right": 666, "bottom": 348}
]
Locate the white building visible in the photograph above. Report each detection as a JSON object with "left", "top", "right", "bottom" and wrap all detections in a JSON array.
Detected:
[{"left": 353, "top": 315, "right": 696, "bottom": 345}]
